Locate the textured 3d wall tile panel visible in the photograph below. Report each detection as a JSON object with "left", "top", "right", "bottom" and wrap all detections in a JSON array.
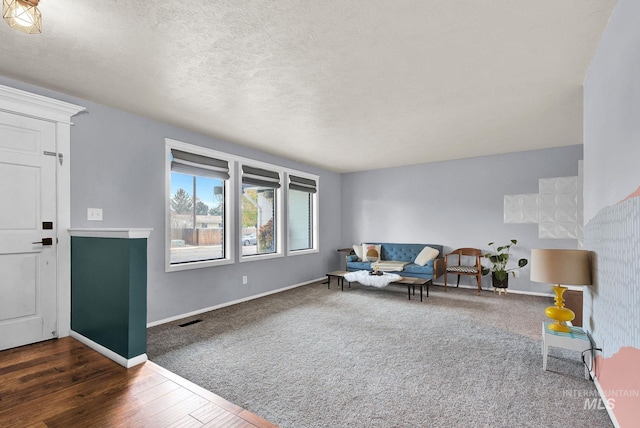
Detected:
[
  {"left": 503, "top": 194, "right": 539, "bottom": 223},
  {"left": 503, "top": 174, "right": 582, "bottom": 241}
]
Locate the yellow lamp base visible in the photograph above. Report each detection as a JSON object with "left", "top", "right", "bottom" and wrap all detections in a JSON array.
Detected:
[
  {"left": 545, "top": 285, "right": 575, "bottom": 333},
  {"left": 545, "top": 319, "right": 573, "bottom": 333}
]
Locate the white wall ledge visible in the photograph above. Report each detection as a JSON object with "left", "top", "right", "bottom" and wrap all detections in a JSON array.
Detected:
[{"left": 68, "top": 228, "right": 153, "bottom": 239}]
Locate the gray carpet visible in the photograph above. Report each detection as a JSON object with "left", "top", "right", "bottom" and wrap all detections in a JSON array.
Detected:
[{"left": 147, "top": 282, "right": 613, "bottom": 428}]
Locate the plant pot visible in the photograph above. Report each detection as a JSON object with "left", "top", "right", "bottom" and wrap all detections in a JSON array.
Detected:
[{"left": 491, "top": 272, "right": 509, "bottom": 289}]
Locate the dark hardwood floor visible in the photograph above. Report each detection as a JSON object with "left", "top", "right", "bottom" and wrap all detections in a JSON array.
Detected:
[{"left": 0, "top": 337, "right": 277, "bottom": 427}]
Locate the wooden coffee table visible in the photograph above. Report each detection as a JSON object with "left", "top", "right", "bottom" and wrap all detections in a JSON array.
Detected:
[
  {"left": 325, "top": 271, "right": 431, "bottom": 301},
  {"left": 394, "top": 277, "right": 431, "bottom": 301},
  {"left": 326, "top": 270, "right": 349, "bottom": 290}
]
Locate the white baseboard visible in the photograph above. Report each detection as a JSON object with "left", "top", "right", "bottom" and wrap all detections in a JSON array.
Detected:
[
  {"left": 70, "top": 330, "right": 147, "bottom": 368},
  {"left": 147, "top": 278, "right": 552, "bottom": 329},
  {"left": 431, "top": 282, "right": 553, "bottom": 297},
  {"left": 497, "top": 288, "right": 554, "bottom": 297},
  {"left": 147, "top": 277, "right": 324, "bottom": 328}
]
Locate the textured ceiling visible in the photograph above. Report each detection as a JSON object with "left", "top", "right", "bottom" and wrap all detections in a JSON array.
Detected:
[{"left": 0, "top": 1, "right": 615, "bottom": 173}]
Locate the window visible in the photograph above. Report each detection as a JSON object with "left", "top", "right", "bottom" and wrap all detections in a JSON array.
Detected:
[
  {"left": 241, "top": 165, "right": 280, "bottom": 258},
  {"left": 288, "top": 174, "right": 318, "bottom": 253},
  {"left": 166, "top": 142, "right": 233, "bottom": 271},
  {"left": 166, "top": 138, "right": 317, "bottom": 270}
]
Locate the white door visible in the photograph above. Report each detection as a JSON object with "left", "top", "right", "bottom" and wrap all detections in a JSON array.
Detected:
[{"left": 0, "top": 111, "right": 58, "bottom": 350}]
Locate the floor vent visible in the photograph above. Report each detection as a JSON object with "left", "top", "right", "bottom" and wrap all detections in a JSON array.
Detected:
[{"left": 178, "top": 319, "right": 202, "bottom": 327}]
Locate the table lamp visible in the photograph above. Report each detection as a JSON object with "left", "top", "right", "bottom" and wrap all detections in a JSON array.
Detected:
[{"left": 530, "top": 249, "right": 592, "bottom": 333}]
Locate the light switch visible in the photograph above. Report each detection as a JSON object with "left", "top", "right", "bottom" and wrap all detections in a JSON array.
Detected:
[{"left": 88, "top": 208, "right": 103, "bottom": 221}]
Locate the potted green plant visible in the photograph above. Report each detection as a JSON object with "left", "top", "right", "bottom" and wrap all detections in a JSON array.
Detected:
[{"left": 482, "top": 240, "right": 528, "bottom": 289}]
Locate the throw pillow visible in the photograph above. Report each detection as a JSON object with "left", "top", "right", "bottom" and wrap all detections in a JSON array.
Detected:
[
  {"left": 352, "top": 244, "right": 363, "bottom": 261},
  {"left": 362, "top": 243, "right": 381, "bottom": 262},
  {"left": 414, "top": 246, "right": 439, "bottom": 266}
]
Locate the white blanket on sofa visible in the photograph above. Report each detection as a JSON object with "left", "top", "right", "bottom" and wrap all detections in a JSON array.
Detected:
[
  {"left": 344, "top": 270, "right": 402, "bottom": 288},
  {"left": 370, "top": 260, "right": 409, "bottom": 272}
]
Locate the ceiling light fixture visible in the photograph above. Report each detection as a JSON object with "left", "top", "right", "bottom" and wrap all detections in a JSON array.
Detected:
[{"left": 3, "top": 0, "right": 42, "bottom": 34}]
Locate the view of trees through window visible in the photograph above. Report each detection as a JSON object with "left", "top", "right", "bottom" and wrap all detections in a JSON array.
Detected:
[
  {"left": 167, "top": 142, "right": 317, "bottom": 270},
  {"left": 241, "top": 185, "right": 276, "bottom": 256},
  {"left": 170, "top": 172, "right": 225, "bottom": 264}
]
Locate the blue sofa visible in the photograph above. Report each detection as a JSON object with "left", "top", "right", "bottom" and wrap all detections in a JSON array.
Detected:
[{"left": 346, "top": 243, "right": 444, "bottom": 280}]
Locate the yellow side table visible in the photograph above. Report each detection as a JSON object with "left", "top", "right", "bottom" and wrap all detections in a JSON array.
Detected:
[{"left": 541, "top": 322, "right": 592, "bottom": 380}]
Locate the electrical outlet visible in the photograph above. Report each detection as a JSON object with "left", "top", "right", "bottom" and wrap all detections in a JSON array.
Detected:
[
  {"left": 242, "top": 276, "right": 248, "bottom": 285},
  {"left": 87, "top": 208, "right": 103, "bottom": 221}
]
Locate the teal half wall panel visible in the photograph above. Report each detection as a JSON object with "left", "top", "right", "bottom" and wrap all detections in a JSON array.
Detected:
[{"left": 70, "top": 229, "right": 151, "bottom": 365}]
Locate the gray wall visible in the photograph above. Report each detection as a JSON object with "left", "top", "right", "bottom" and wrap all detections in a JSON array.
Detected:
[
  {"left": 584, "top": 0, "right": 640, "bottom": 222},
  {"left": 341, "top": 146, "right": 583, "bottom": 293},
  {"left": 0, "top": 76, "right": 343, "bottom": 324}
]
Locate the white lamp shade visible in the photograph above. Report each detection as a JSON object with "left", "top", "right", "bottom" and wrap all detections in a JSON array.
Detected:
[{"left": 530, "top": 249, "right": 592, "bottom": 286}]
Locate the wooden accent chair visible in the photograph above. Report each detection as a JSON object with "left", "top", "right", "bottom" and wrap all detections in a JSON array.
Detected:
[{"left": 444, "top": 248, "right": 483, "bottom": 294}]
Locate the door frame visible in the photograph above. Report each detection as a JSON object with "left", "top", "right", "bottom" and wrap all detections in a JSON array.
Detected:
[{"left": 0, "top": 84, "right": 85, "bottom": 339}]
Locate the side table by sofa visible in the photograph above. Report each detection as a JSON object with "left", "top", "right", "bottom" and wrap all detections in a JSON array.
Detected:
[
  {"left": 542, "top": 322, "right": 592, "bottom": 380},
  {"left": 337, "top": 247, "right": 354, "bottom": 270}
]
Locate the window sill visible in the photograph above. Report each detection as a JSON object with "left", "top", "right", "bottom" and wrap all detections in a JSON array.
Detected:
[
  {"left": 287, "top": 248, "right": 319, "bottom": 257},
  {"left": 166, "top": 257, "right": 234, "bottom": 272},
  {"left": 240, "top": 252, "right": 284, "bottom": 263}
]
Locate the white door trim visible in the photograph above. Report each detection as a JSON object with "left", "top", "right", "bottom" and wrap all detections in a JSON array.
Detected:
[{"left": 0, "top": 84, "right": 85, "bottom": 339}]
